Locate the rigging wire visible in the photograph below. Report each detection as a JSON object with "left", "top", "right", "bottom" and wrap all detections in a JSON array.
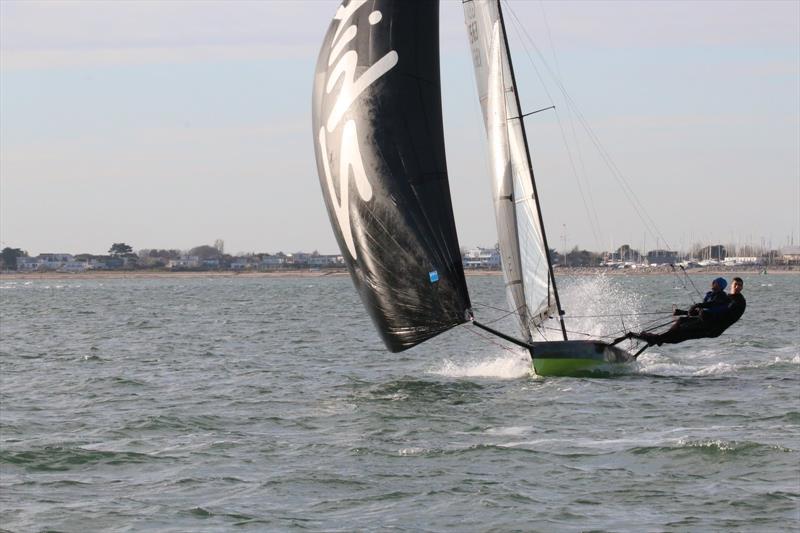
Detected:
[
  {"left": 679, "top": 264, "right": 704, "bottom": 299},
  {"left": 540, "top": 317, "right": 669, "bottom": 340},
  {"left": 502, "top": 0, "right": 674, "bottom": 252},
  {"left": 534, "top": 0, "right": 605, "bottom": 248},
  {"left": 538, "top": 307, "right": 675, "bottom": 339},
  {"left": 502, "top": 6, "right": 603, "bottom": 248},
  {"left": 664, "top": 263, "right": 703, "bottom": 305},
  {"left": 473, "top": 307, "right": 676, "bottom": 342},
  {"left": 474, "top": 301, "right": 672, "bottom": 319},
  {"left": 539, "top": 324, "right": 617, "bottom": 340},
  {"left": 476, "top": 303, "right": 527, "bottom": 325},
  {"left": 669, "top": 263, "right": 694, "bottom": 301}
]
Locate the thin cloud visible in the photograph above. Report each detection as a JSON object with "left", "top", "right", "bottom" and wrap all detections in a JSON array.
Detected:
[
  {"left": 514, "top": 1, "right": 799, "bottom": 49},
  {"left": 0, "top": 0, "right": 332, "bottom": 69},
  {"left": 1, "top": 43, "right": 313, "bottom": 70}
]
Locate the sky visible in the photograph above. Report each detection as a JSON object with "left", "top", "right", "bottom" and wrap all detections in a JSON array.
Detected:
[{"left": 1, "top": 0, "right": 798, "bottom": 256}]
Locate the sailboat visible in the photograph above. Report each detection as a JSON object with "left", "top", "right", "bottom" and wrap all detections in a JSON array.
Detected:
[{"left": 312, "top": 0, "right": 635, "bottom": 376}]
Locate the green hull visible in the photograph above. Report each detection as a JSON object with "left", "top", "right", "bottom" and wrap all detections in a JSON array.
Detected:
[{"left": 529, "top": 340, "right": 634, "bottom": 377}]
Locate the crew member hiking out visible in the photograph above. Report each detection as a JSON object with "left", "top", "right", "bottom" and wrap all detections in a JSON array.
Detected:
[{"left": 617, "top": 277, "right": 746, "bottom": 346}]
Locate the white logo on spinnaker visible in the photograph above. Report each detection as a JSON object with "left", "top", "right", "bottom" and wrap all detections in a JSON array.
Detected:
[
  {"left": 317, "top": 2, "right": 398, "bottom": 260},
  {"left": 319, "top": 121, "right": 372, "bottom": 259}
]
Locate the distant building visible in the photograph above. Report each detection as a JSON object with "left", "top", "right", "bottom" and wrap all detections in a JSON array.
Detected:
[
  {"left": 308, "top": 254, "right": 343, "bottom": 267},
  {"left": 17, "top": 257, "right": 41, "bottom": 271},
  {"left": 260, "top": 255, "right": 285, "bottom": 270},
  {"left": 39, "top": 253, "right": 73, "bottom": 263},
  {"left": 781, "top": 246, "right": 800, "bottom": 265},
  {"left": 462, "top": 247, "right": 501, "bottom": 269},
  {"left": 723, "top": 256, "right": 759, "bottom": 266},
  {"left": 17, "top": 253, "right": 74, "bottom": 271},
  {"left": 168, "top": 257, "right": 200, "bottom": 270},
  {"left": 646, "top": 249, "right": 678, "bottom": 265},
  {"left": 61, "top": 261, "right": 89, "bottom": 272},
  {"left": 698, "top": 244, "right": 726, "bottom": 261},
  {"left": 40, "top": 253, "right": 74, "bottom": 270},
  {"left": 230, "top": 259, "right": 254, "bottom": 271},
  {"left": 87, "top": 259, "right": 108, "bottom": 270},
  {"left": 282, "top": 252, "right": 342, "bottom": 268},
  {"left": 605, "top": 244, "right": 641, "bottom": 264}
]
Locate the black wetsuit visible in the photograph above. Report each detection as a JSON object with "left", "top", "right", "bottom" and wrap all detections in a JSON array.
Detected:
[
  {"left": 637, "top": 290, "right": 745, "bottom": 346},
  {"left": 710, "top": 292, "right": 747, "bottom": 335}
]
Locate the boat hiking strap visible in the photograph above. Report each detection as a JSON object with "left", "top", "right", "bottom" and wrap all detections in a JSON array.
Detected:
[{"left": 472, "top": 320, "right": 536, "bottom": 351}]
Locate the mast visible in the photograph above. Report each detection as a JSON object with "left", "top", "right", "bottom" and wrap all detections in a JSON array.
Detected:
[{"left": 495, "top": 0, "right": 568, "bottom": 341}]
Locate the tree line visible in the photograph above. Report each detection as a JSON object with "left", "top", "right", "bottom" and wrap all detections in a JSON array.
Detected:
[{"left": 0, "top": 241, "right": 313, "bottom": 271}]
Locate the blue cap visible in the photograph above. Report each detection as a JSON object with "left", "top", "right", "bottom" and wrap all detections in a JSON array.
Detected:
[{"left": 713, "top": 277, "right": 727, "bottom": 290}]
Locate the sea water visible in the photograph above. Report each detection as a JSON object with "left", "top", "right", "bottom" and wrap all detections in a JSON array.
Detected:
[{"left": 1, "top": 273, "right": 798, "bottom": 531}]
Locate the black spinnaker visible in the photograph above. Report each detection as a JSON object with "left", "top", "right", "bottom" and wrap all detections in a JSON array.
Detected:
[{"left": 312, "top": 0, "right": 471, "bottom": 352}]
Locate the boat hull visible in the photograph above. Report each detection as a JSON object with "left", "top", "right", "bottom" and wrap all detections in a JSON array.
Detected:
[{"left": 529, "top": 340, "right": 634, "bottom": 377}]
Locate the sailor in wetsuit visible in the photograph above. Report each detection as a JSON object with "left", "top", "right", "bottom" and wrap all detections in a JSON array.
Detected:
[{"left": 624, "top": 277, "right": 746, "bottom": 346}]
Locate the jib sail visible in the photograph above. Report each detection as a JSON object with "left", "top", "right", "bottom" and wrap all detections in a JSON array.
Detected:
[{"left": 464, "top": 0, "right": 560, "bottom": 341}]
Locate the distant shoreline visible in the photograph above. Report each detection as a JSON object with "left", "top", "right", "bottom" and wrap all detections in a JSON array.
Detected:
[{"left": 0, "top": 265, "right": 795, "bottom": 281}]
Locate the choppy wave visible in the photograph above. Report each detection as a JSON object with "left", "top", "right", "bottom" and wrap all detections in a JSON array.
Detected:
[
  {"left": 487, "top": 433, "right": 795, "bottom": 458},
  {"left": 673, "top": 438, "right": 793, "bottom": 454},
  {"left": 354, "top": 378, "right": 484, "bottom": 405},
  {"left": 0, "top": 446, "right": 164, "bottom": 472},
  {"left": 383, "top": 436, "right": 795, "bottom": 461},
  {"left": 635, "top": 349, "right": 800, "bottom": 377},
  {"left": 2, "top": 274, "right": 798, "bottom": 532}
]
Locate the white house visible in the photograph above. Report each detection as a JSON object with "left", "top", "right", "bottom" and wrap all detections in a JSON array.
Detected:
[
  {"left": 309, "top": 254, "right": 343, "bottom": 267},
  {"left": 17, "top": 257, "right": 41, "bottom": 270},
  {"left": 168, "top": 256, "right": 201, "bottom": 269},
  {"left": 261, "top": 255, "right": 286, "bottom": 269},
  {"left": 61, "top": 261, "right": 89, "bottom": 272},
  {"left": 462, "top": 247, "right": 501, "bottom": 269},
  {"left": 230, "top": 258, "right": 255, "bottom": 271},
  {"left": 781, "top": 246, "right": 800, "bottom": 265},
  {"left": 17, "top": 253, "right": 74, "bottom": 271}
]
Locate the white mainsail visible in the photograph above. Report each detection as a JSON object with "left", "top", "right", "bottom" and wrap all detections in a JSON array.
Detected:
[{"left": 465, "top": 0, "right": 558, "bottom": 341}]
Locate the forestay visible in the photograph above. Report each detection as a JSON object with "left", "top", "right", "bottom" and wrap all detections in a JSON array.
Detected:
[
  {"left": 312, "top": 0, "right": 471, "bottom": 352},
  {"left": 464, "top": 0, "right": 558, "bottom": 341}
]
